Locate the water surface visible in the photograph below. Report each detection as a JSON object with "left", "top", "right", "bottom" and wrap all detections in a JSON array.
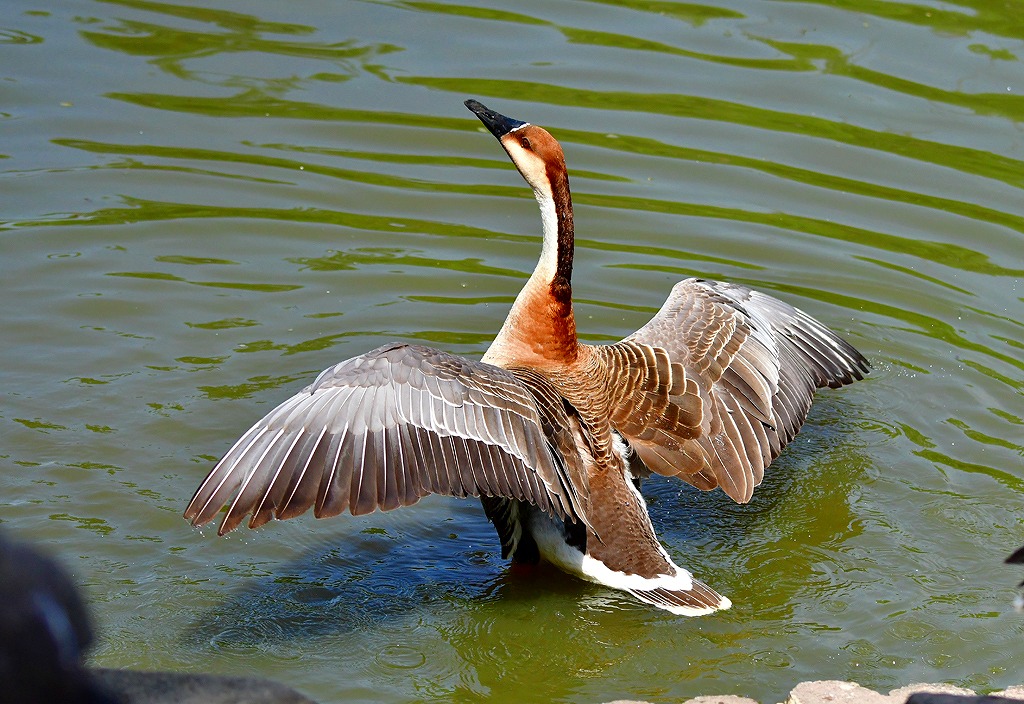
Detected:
[{"left": 3, "top": 0, "right": 1023, "bottom": 702}]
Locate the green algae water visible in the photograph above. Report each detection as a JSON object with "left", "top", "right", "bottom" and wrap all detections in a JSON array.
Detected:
[{"left": 2, "top": 0, "right": 1022, "bottom": 701}]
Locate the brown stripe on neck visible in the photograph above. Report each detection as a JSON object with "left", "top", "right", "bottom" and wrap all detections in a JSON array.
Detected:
[{"left": 547, "top": 157, "right": 574, "bottom": 305}]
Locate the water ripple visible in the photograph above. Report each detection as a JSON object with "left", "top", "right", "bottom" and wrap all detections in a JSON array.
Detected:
[{"left": 4, "top": 0, "right": 1023, "bottom": 701}]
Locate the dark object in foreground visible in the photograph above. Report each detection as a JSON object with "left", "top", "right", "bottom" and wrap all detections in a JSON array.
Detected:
[
  {"left": 93, "top": 669, "right": 318, "bottom": 704},
  {"left": 0, "top": 530, "right": 318, "bottom": 704},
  {"left": 906, "top": 694, "right": 1024, "bottom": 704},
  {"left": 0, "top": 531, "right": 118, "bottom": 704}
]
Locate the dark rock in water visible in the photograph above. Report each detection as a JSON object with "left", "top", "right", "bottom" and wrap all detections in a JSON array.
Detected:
[
  {"left": 91, "top": 669, "right": 318, "bottom": 704},
  {"left": 0, "top": 530, "right": 317, "bottom": 704}
]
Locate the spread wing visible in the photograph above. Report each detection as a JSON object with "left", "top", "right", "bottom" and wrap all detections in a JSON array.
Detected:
[
  {"left": 606, "top": 277, "right": 869, "bottom": 503},
  {"left": 184, "top": 343, "right": 590, "bottom": 535}
]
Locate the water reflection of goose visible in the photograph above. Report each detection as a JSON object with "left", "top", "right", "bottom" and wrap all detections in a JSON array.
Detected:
[{"left": 185, "top": 100, "right": 869, "bottom": 615}]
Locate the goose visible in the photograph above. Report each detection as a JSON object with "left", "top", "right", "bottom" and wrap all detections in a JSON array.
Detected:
[{"left": 184, "top": 99, "right": 869, "bottom": 615}]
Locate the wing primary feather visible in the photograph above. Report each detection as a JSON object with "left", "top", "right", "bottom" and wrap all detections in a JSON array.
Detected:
[
  {"left": 322, "top": 429, "right": 356, "bottom": 517},
  {"left": 381, "top": 424, "right": 403, "bottom": 511},
  {"left": 185, "top": 424, "right": 269, "bottom": 526},
  {"left": 434, "top": 431, "right": 458, "bottom": 495},
  {"left": 436, "top": 435, "right": 458, "bottom": 495},
  {"left": 521, "top": 457, "right": 554, "bottom": 517},
  {"left": 419, "top": 431, "right": 444, "bottom": 494},
  {"left": 248, "top": 427, "right": 308, "bottom": 526},
  {"left": 280, "top": 426, "right": 334, "bottom": 520},
  {"left": 471, "top": 438, "right": 500, "bottom": 497},
  {"left": 495, "top": 445, "right": 527, "bottom": 501},
  {"left": 396, "top": 423, "right": 423, "bottom": 505},
  {"left": 220, "top": 428, "right": 286, "bottom": 534},
  {"left": 444, "top": 433, "right": 468, "bottom": 498},
  {"left": 207, "top": 427, "right": 278, "bottom": 533},
  {"left": 351, "top": 431, "right": 377, "bottom": 515},
  {"left": 721, "top": 392, "right": 765, "bottom": 484}
]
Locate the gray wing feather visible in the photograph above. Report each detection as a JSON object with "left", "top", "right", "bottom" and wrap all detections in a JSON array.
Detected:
[
  {"left": 184, "top": 343, "right": 590, "bottom": 535},
  {"left": 623, "top": 278, "right": 869, "bottom": 503}
]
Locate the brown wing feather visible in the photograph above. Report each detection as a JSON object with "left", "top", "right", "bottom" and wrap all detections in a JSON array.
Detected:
[
  {"left": 608, "top": 278, "right": 868, "bottom": 503},
  {"left": 184, "top": 343, "right": 590, "bottom": 535}
]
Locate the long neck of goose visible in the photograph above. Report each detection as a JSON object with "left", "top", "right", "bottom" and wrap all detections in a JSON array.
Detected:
[
  {"left": 484, "top": 168, "right": 577, "bottom": 368},
  {"left": 531, "top": 167, "right": 574, "bottom": 294}
]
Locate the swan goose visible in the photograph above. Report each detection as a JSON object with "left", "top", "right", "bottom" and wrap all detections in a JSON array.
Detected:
[{"left": 184, "top": 100, "right": 869, "bottom": 615}]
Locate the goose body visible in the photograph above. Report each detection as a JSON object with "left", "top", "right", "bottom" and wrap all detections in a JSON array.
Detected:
[{"left": 184, "top": 100, "right": 869, "bottom": 615}]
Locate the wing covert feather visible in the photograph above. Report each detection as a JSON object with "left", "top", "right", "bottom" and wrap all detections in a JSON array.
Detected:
[{"left": 612, "top": 278, "right": 868, "bottom": 503}]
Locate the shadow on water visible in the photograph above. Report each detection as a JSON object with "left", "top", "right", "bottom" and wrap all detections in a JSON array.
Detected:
[{"left": 180, "top": 505, "right": 502, "bottom": 648}]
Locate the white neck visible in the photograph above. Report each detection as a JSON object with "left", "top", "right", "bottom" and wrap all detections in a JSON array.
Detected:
[
  {"left": 481, "top": 179, "right": 563, "bottom": 366},
  {"left": 531, "top": 185, "right": 559, "bottom": 284}
]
